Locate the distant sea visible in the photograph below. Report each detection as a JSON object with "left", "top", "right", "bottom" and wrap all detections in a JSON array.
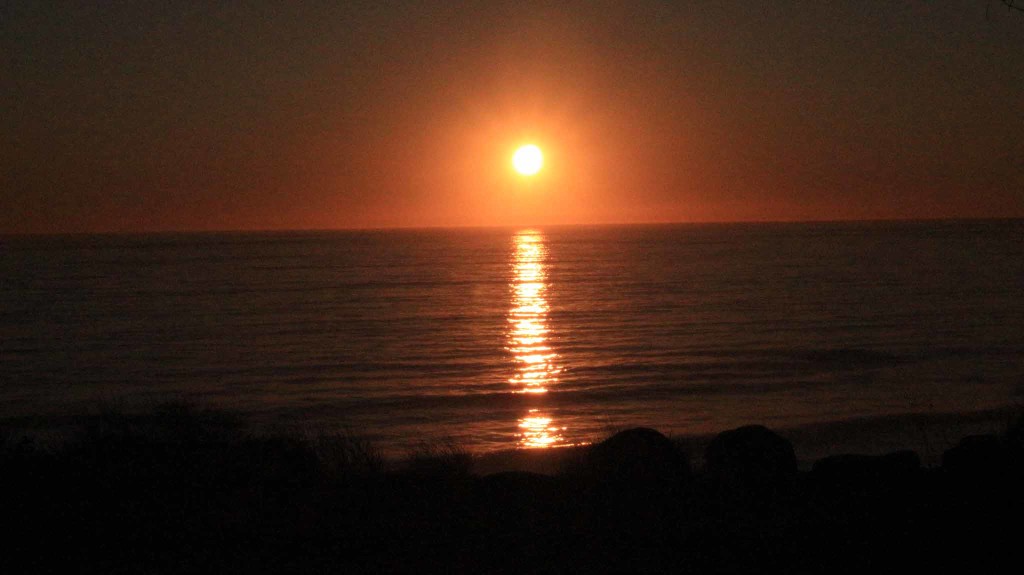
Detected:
[{"left": 2, "top": 220, "right": 1022, "bottom": 455}]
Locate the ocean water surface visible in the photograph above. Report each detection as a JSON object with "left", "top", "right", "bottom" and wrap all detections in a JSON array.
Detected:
[{"left": 2, "top": 221, "right": 1022, "bottom": 454}]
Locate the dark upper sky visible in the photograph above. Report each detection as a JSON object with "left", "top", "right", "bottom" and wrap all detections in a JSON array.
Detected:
[{"left": 3, "top": 1, "right": 1022, "bottom": 233}]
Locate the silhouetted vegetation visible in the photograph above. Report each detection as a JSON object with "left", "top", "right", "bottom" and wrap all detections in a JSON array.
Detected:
[
  {"left": 1002, "top": 0, "right": 1024, "bottom": 13},
  {"left": 2, "top": 403, "right": 1022, "bottom": 573}
]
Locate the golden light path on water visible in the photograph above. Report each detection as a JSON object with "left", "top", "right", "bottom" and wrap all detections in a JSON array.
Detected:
[{"left": 508, "top": 231, "right": 567, "bottom": 448}]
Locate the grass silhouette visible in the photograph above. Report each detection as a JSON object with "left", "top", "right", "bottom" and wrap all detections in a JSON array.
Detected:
[{"left": 1, "top": 401, "right": 1021, "bottom": 573}]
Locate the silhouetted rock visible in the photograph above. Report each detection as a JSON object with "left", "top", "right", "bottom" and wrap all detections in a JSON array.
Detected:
[
  {"left": 585, "top": 427, "right": 691, "bottom": 486},
  {"left": 581, "top": 428, "right": 690, "bottom": 525},
  {"left": 942, "top": 434, "right": 1012, "bottom": 482},
  {"left": 574, "top": 428, "right": 692, "bottom": 570},
  {"left": 1006, "top": 415, "right": 1024, "bottom": 449},
  {"left": 705, "top": 425, "right": 797, "bottom": 485},
  {"left": 934, "top": 434, "right": 1023, "bottom": 571}
]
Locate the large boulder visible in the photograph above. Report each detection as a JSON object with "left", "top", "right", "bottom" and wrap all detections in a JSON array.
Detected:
[
  {"left": 1007, "top": 416, "right": 1023, "bottom": 450},
  {"left": 705, "top": 425, "right": 797, "bottom": 491},
  {"left": 579, "top": 428, "right": 691, "bottom": 544},
  {"left": 585, "top": 427, "right": 691, "bottom": 487},
  {"left": 942, "top": 434, "right": 1013, "bottom": 481}
]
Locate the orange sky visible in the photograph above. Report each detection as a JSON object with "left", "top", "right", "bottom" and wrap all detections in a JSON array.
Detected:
[{"left": 2, "top": 2, "right": 1023, "bottom": 233}]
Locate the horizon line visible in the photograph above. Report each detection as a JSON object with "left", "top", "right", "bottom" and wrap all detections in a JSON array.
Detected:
[{"left": 3, "top": 214, "right": 1022, "bottom": 238}]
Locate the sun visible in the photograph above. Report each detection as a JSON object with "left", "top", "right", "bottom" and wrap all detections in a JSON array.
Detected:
[{"left": 512, "top": 144, "right": 543, "bottom": 176}]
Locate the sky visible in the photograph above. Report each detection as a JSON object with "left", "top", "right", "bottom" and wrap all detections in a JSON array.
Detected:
[{"left": 2, "top": 1, "right": 1023, "bottom": 233}]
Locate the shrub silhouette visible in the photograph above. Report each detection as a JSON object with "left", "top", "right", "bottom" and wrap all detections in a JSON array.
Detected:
[{"left": 2, "top": 406, "right": 1022, "bottom": 573}]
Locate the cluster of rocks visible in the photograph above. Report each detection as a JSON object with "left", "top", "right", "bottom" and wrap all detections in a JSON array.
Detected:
[
  {"left": 479, "top": 424, "right": 1023, "bottom": 572},
  {"left": 2, "top": 418, "right": 1021, "bottom": 573}
]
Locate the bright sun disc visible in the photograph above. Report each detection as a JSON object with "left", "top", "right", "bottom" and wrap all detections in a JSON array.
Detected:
[{"left": 512, "top": 145, "right": 543, "bottom": 176}]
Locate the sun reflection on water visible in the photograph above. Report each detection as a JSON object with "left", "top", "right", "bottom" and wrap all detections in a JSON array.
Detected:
[
  {"left": 508, "top": 231, "right": 560, "bottom": 394},
  {"left": 508, "top": 230, "right": 567, "bottom": 448},
  {"left": 518, "top": 409, "right": 567, "bottom": 448}
]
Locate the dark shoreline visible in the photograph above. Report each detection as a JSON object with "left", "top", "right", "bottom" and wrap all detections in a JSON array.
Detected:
[
  {"left": 473, "top": 405, "right": 1022, "bottom": 475},
  {"left": 2, "top": 402, "right": 1021, "bottom": 573},
  {"left": 2, "top": 403, "right": 1018, "bottom": 468}
]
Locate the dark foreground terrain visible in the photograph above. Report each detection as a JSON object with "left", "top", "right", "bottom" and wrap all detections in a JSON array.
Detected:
[{"left": 2, "top": 403, "right": 1021, "bottom": 574}]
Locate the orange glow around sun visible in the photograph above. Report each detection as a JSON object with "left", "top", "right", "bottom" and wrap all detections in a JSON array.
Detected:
[{"left": 512, "top": 144, "right": 543, "bottom": 176}]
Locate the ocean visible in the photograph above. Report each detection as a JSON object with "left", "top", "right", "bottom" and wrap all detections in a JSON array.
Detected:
[{"left": 2, "top": 220, "right": 1022, "bottom": 455}]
